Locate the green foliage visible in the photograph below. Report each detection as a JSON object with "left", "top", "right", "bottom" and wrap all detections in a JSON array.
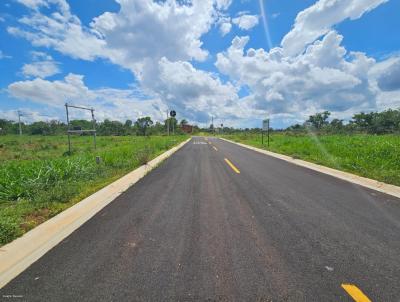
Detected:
[
  {"left": 0, "top": 115, "right": 186, "bottom": 136},
  {"left": 135, "top": 117, "right": 153, "bottom": 136},
  {"left": 0, "top": 216, "right": 22, "bottom": 245},
  {"left": 165, "top": 117, "right": 177, "bottom": 132},
  {"left": 293, "top": 109, "right": 400, "bottom": 134},
  {"left": 306, "top": 111, "right": 331, "bottom": 129}
]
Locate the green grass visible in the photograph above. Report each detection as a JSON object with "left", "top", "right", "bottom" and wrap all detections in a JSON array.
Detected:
[
  {"left": 221, "top": 133, "right": 400, "bottom": 186},
  {"left": 0, "top": 135, "right": 187, "bottom": 245}
]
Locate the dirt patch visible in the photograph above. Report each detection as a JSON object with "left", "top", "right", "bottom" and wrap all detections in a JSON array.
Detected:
[{"left": 20, "top": 208, "right": 52, "bottom": 233}]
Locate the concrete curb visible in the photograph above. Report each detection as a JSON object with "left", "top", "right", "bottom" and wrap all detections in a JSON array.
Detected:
[
  {"left": 0, "top": 137, "right": 191, "bottom": 289},
  {"left": 220, "top": 138, "right": 400, "bottom": 199}
]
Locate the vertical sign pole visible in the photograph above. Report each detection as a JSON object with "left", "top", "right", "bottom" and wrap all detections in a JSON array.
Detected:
[
  {"left": 167, "top": 110, "right": 170, "bottom": 136},
  {"left": 262, "top": 130, "right": 264, "bottom": 145},
  {"left": 267, "top": 119, "right": 270, "bottom": 148},
  {"left": 18, "top": 111, "right": 22, "bottom": 136},
  {"left": 65, "top": 103, "right": 71, "bottom": 154},
  {"left": 91, "top": 108, "right": 96, "bottom": 150}
]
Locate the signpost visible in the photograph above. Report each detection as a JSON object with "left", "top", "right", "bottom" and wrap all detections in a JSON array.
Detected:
[
  {"left": 170, "top": 110, "right": 176, "bottom": 135},
  {"left": 262, "top": 119, "right": 270, "bottom": 147}
]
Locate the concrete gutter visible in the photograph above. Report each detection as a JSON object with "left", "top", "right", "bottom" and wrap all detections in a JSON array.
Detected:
[
  {"left": 0, "top": 137, "right": 191, "bottom": 289},
  {"left": 220, "top": 137, "right": 400, "bottom": 199}
]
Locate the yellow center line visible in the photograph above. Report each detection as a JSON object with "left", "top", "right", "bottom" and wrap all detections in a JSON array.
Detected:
[
  {"left": 224, "top": 158, "right": 240, "bottom": 174},
  {"left": 212, "top": 146, "right": 218, "bottom": 151},
  {"left": 342, "top": 284, "right": 372, "bottom": 302}
]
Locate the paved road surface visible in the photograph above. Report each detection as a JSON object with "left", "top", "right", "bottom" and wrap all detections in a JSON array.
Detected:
[{"left": 2, "top": 137, "right": 400, "bottom": 301}]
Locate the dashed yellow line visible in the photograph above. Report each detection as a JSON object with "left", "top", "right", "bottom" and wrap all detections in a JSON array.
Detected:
[
  {"left": 342, "top": 284, "right": 372, "bottom": 302},
  {"left": 224, "top": 158, "right": 240, "bottom": 174}
]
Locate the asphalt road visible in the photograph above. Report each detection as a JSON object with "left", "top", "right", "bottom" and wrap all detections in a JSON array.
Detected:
[{"left": 2, "top": 137, "right": 400, "bottom": 301}]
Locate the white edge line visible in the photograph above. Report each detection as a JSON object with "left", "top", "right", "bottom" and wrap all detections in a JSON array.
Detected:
[
  {"left": 0, "top": 137, "right": 191, "bottom": 289},
  {"left": 220, "top": 138, "right": 400, "bottom": 199}
]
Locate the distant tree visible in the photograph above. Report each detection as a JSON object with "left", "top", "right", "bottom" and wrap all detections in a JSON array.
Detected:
[
  {"left": 0, "top": 119, "right": 15, "bottom": 134},
  {"left": 351, "top": 112, "right": 375, "bottom": 129},
  {"left": 97, "top": 119, "right": 125, "bottom": 135},
  {"left": 180, "top": 119, "right": 188, "bottom": 126},
  {"left": 124, "top": 120, "right": 133, "bottom": 128},
  {"left": 135, "top": 117, "right": 153, "bottom": 136},
  {"left": 29, "top": 121, "right": 51, "bottom": 135},
  {"left": 330, "top": 119, "right": 343, "bottom": 128},
  {"left": 286, "top": 123, "right": 305, "bottom": 132},
  {"left": 373, "top": 109, "right": 400, "bottom": 133},
  {"left": 307, "top": 111, "right": 331, "bottom": 129},
  {"left": 165, "top": 117, "right": 177, "bottom": 133},
  {"left": 148, "top": 121, "right": 165, "bottom": 135}
]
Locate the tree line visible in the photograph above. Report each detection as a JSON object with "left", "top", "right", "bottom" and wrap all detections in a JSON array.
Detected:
[
  {"left": 0, "top": 116, "right": 197, "bottom": 136},
  {"left": 287, "top": 108, "right": 400, "bottom": 134},
  {"left": 1, "top": 108, "right": 399, "bottom": 136}
]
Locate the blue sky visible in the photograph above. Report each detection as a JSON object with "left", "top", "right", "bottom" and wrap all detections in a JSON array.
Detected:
[{"left": 1, "top": 0, "right": 400, "bottom": 128}]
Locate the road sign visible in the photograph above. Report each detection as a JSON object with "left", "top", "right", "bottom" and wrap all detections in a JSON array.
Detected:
[
  {"left": 262, "top": 119, "right": 269, "bottom": 131},
  {"left": 262, "top": 119, "right": 270, "bottom": 147},
  {"left": 170, "top": 110, "right": 176, "bottom": 117}
]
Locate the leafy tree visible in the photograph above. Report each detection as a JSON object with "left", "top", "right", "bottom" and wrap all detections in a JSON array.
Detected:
[
  {"left": 286, "top": 124, "right": 305, "bottom": 132},
  {"left": 135, "top": 117, "right": 153, "bottom": 136},
  {"left": 372, "top": 109, "right": 400, "bottom": 133},
  {"left": 307, "top": 111, "right": 331, "bottom": 129},
  {"left": 124, "top": 119, "right": 133, "bottom": 128},
  {"left": 29, "top": 121, "right": 51, "bottom": 135},
  {"left": 0, "top": 119, "right": 15, "bottom": 134},
  {"left": 351, "top": 112, "right": 375, "bottom": 129},
  {"left": 330, "top": 118, "right": 343, "bottom": 128},
  {"left": 165, "top": 117, "right": 177, "bottom": 133},
  {"left": 180, "top": 119, "right": 188, "bottom": 126},
  {"left": 147, "top": 121, "right": 164, "bottom": 135}
]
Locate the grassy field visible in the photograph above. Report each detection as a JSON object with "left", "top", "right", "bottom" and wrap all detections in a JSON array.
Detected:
[
  {"left": 221, "top": 133, "right": 400, "bottom": 186},
  {"left": 0, "top": 135, "right": 187, "bottom": 245}
]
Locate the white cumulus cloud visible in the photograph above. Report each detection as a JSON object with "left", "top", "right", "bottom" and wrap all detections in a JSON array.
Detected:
[
  {"left": 232, "top": 14, "right": 259, "bottom": 30},
  {"left": 216, "top": 31, "right": 379, "bottom": 122},
  {"left": 7, "top": 73, "right": 168, "bottom": 122},
  {"left": 7, "top": 0, "right": 399, "bottom": 127},
  {"left": 219, "top": 21, "right": 232, "bottom": 36},
  {"left": 21, "top": 52, "right": 60, "bottom": 78},
  {"left": 281, "top": 0, "right": 389, "bottom": 56}
]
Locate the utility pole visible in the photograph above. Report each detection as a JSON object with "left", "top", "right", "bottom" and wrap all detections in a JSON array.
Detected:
[
  {"left": 65, "top": 103, "right": 71, "bottom": 154},
  {"left": 166, "top": 109, "right": 170, "bottom": 136},
  {"left": 211, "top": 116, "right": 214, "bottom": 135},
  {"left": 17, "top": 111, "right": 22, "bottom": 136},
  {"left": 91, "top": 108, "right": 96, "bottom": 149}
]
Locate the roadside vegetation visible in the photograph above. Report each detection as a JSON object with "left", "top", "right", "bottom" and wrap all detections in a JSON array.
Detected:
[
  {"left": 0, "top": 135, "right": 187, "bottom": 245},
  {"left": 222, "top": 133, "right": 400, "bottom": 186},
  {"left": 220, "top": 109, "right": 400, "bottom": 187},
  {"left": 0, "top": 116, "right": 197, "bottom": 136}
]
